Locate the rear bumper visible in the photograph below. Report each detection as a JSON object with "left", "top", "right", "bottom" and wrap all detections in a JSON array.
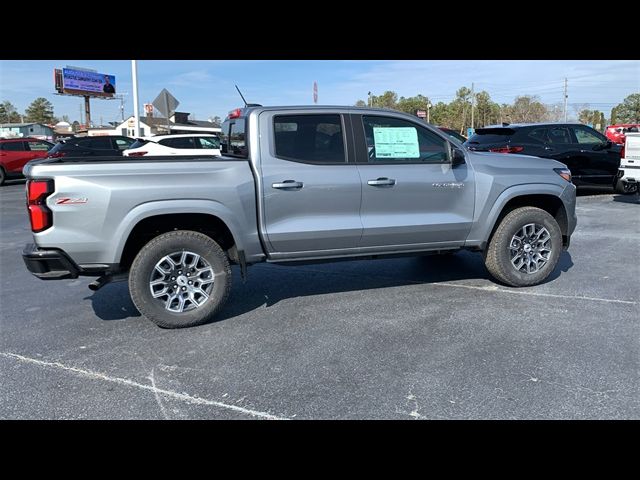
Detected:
[{"left": 22, "top": 244, "right": 80, "bottom": 280}]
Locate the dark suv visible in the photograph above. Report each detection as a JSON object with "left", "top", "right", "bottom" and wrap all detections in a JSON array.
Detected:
[
  {"left": 465, "top": 123, "right": 623, "bottom": 191},
  {"left": 47, "top": 135, "right": 135, "bottom": 158}
]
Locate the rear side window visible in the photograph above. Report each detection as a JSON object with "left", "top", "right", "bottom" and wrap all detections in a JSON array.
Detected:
[
  {"left": 89, "top": 137, "right": 113, "bottom": 149},
  {"left": 274, "top": 114, "right": 345, "bottom": 163},
  {"left": 467, "top": 128, "right": 516, "bottom": 145},
  {"left": 547, "top": 127, "right": 572, "bottom": 144},
  {"left": 159, "top": 137, "right": 196, "bottom": 149},
  {"left": 196, "top": 137, "right": 220, "bottom": 149},
  {"left": 0, "top": 141, "right": 25, "bottom": 151},
  {"left": 527, "top": 128, "right": 549, "bottom": 144}
]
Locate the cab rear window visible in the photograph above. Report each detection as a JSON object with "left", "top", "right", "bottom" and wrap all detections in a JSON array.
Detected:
[{"left": 221, "top": 119, "right": 247, "bottom": 157}]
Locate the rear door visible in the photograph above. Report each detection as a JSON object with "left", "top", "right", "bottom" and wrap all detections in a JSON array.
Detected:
[
  {"left": 258, "top": 111, "right": 363, "bottom": 255},
  {"left": 1, "top": 141, "right": 30, "bottom": 173},
  {"left": 353, "top": 113, "right": 475, "bottom": 249}
]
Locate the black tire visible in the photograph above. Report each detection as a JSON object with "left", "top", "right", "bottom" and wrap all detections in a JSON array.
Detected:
[
  {"left": 0, "top": 167, "right": 5, "bottom": 186},
  {"left": 129, "top": 230, "right": 232, "bottom": 328},
  {"left": 485, "top": 207, "right": 562, "bottom": 287},
  {"left": 615, "top": 178, "right": 635, "bottom": 194}
]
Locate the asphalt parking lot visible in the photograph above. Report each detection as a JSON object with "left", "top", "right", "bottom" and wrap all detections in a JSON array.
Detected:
[{"left": 1, "top": 180, "right": 638, "bottom": 419}]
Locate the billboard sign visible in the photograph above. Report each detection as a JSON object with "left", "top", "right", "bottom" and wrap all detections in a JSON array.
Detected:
[
  {"left": 416, "top": 110, "right": 426, "bottom": 118},
  {"left": 61, "top": 68, "right": 117, "bottom": 98}
]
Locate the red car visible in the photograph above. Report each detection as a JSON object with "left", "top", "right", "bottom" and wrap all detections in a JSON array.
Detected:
[
  {"left": 606, "top": 124, "right": 640, "bottom": 145},
  {"left": 0, "top": 137, "right": 54, "bottom": 185}
]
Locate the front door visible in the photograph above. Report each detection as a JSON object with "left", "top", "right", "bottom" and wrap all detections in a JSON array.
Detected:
[
  {"left": 258, "top": 111, "right": 363, "bottom": 255},
  {"left": 568, "top": 125, "right": 620, "bottom": 188},
  {"left": 353, "top": 114, "right": 475, "bottom": 249}
]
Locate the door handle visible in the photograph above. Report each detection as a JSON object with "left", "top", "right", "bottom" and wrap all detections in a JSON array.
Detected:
[
  {"left": 272, "top": 180, "right": 304, "bottom": 189},
  {"left": 544, "top": 146, "right": 554, "bottom": 151},
  {"left": 367, "top": 177, "right": 396, "bottom": 187}
]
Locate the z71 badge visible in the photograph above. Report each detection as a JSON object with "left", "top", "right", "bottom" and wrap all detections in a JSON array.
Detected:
[{"left": 55, "top": 197, "right": 88, "bottom": 205}]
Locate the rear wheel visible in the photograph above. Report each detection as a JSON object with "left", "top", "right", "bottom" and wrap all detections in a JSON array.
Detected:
[
  {"left": 485, "top": 207, "right": 562, "bottom": 287},
  {"left": 0, "top": 167, "right": 5, "bottom": 186},
  {"left": 129, "top": 230, "right": 232, "bottom": 328}
]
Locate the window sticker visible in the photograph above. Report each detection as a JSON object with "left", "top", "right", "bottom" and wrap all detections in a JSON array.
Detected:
[{"left": 373, "top": 127, "right": 419, "bottom": 158}]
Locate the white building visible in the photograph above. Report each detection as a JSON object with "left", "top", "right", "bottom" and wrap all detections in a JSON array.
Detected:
[{"left": 87, "top": 112, "right": 221, "bottom": 138}]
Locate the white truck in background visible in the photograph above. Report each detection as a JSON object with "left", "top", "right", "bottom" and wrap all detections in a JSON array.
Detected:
[{"left": 617, "top": 132, "right": 640, "bottom": 194}]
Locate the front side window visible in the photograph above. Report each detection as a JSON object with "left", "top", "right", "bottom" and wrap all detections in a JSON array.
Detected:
[
  {"left": 362, "top": 115, "right": 447, "bottom": 163},
  {"left": 196, "top": 137, "right": 220, "bottom": 149},
  {"left": 26, "top": 141, "right": 52, "bottom": 151},
  {"left": 573, "top": 126, "right": 605, "bottom": 144},
  {"left": 274, "top": 114, "right": 345, "bottom": 163},
  {"left": 114, "top": 138, "right": 134, "bottom": 150}
]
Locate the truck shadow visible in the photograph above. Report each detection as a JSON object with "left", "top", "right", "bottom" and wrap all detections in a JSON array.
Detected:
[
  {"left": 86, "top": 250, "right": 573, "bottom": 323},
  {"left": 215, "top": 250, "right": 574, "bottom": 323}
]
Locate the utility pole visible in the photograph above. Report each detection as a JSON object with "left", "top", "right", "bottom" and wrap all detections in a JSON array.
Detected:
[
  {"left": 368, "top": 91, "right": 372, "bottom": 107},
  {"left": 427, "top": 102, "right": 432, "bottom": 123},
  {"left": 131, "top": 60, "right": 140, "bottom": 138},
  {"left": 471, "top": 82, "right": 475, "bottom": 129},
  {"left": 563, "top": 78, "right": 568, "bottom": 122}
]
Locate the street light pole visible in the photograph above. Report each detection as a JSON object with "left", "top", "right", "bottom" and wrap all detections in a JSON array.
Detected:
[
  {"left": 427, "top": 102, "right": 432, "bottom": 123},
  {"left": 368, "top": 91, "right": 372, "bottom": 108},
  {"left": 131, "top": 60, "right": 140, "bottom": 137}
]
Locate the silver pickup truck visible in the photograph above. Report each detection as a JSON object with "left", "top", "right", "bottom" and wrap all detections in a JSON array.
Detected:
[{"left": 22, "top": 105, "right": 577, "bottom": 328}]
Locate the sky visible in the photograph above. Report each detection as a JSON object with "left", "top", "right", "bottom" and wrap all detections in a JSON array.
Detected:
[{"left": 0, "top": 60, "right": 638, "bottom": 125}]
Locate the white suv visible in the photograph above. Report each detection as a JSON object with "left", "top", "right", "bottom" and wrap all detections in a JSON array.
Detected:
[{"left": 123, "top": 134, "right": 221, "bottom": 157}]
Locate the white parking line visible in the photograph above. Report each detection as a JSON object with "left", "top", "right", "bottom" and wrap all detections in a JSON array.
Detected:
[
  {"left": 0, "top": 352, "right": 288, "bottom": 420},
  {"left": 429, "top": 282, "right": 638, "bottom": 305}
]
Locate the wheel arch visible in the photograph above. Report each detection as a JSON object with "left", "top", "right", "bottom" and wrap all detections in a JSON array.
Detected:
[
  {"left": 113, "top": 200, "right": 244, "bottom": 271},
  {"left": 466, "top": 184, "right": 569, "bottom": 250}
]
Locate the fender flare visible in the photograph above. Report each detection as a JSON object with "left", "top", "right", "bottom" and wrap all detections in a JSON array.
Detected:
[{"left": 109, "top": 199, "right": 245, "bottom": 263}]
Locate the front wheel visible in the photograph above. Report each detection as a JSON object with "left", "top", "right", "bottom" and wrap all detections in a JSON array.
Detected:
[
  {"left": 484, "top": 207, "right": 562, "bottom": 287},
  {"left": 129, "top": 230, "right": 232, "bottom": 328}
]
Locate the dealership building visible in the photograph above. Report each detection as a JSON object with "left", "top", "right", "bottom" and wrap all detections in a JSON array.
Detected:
[{"left": 87, "top": 112, "right": 221, "bottom": 137}]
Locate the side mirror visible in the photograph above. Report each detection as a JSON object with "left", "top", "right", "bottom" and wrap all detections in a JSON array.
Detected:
[{"left": 451, "top": 147, "right": 465, "bottom": 166}]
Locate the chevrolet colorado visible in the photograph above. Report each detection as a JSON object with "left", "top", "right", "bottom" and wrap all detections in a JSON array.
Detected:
[{"left": 22, "top": 106, "right": 577, "bottom": 328}]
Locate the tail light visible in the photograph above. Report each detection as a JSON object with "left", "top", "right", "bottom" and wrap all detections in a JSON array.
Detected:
[
  {"left": 26, "top": 179, "right": 54, "bottom": 232},
  {"left": 620, "top": 145, "right": 625, "bottom": 159},
  {"left": 48, "top": 152, "right": 66, "bottom": 158},
  {"left": 228, "top": 108, "right": 242, "bottom": 119},
  {"left": 127, "top": 151, "right": 147, "bottom": 157},
  {"left": 489, "top": 146, "right": 525, "bottom": 154}
]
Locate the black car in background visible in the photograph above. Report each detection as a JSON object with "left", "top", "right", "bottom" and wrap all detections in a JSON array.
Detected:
[
  {"left": 464, "top": 123, "right": 624, "bottom": 191},
  {"left": 47, "top": 135, "right": 135, "bottom": 158},
  {"left": 438, "top": 126, "right": 467, "bottom": 143}
]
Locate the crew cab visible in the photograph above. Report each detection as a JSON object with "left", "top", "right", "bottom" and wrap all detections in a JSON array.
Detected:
[{"left": 22, "top": 106, "right": 577, "bottom": 328}]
